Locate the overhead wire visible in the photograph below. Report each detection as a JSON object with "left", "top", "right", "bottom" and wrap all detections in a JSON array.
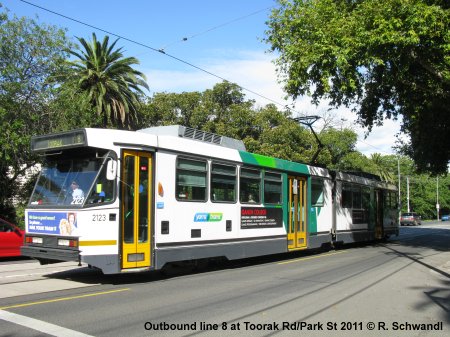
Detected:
[
  {"left": 159, "top": 6, "right": 272, "bottom": 52},
  {"left": 18, "top": 0, "right": 292, "bottom": 112},
  {"left": 17, "top": 0, "right": 396, "bottom": 155},
  {"left": 356, "top": 138, "right": 394, "bottom": 155}
]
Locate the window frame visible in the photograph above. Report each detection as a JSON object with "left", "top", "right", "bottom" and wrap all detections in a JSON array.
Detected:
[
  {"left": 311, "top": 178, "right": 325, "bottom": 207},
  {"left": 239, "top": 167, "right": 261, "bottom": 204},
  {"left": 175, "top": 157, "right": 208, "bottom": 202},
  {"left": 352, "top": 186, "right": 362, "bottom": 209},
  {"left": 263, "top": 171, "right": 283, "bottom": 205},
  {"left": 342, "top": 183, "right": 353, "bottom": 208},
  {"left": 210, "top": 162, "right": 237, "bottom": 203}
]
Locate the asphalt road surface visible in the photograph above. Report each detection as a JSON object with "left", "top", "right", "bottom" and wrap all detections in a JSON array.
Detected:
[{"left": 0, "top": 222, "right": 449, "bottom": 337}]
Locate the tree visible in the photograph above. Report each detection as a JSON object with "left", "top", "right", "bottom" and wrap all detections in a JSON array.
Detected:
[
  {"left": 249, "top": 104, "right": 314, "bottom": 163},
  {"left": 0, "top": 7, "right": 72, "bottom": 222},
  {"left": 265, "top": 0, "right": 449, "bottom": 174},
  {"left": 369, "top": 153, "right": 395, "bottom": 182},
  {"left": 64, "top": 33, "right": 149, "bottom": 130},
  {"left": 141, "top": 81, "right": 365, "bottom": 167},
  {"left": 141, "top": 81, "right": 258, "bottom": 139},
  {"left": 201, "top": 81, "right": 254, "bottom": 136},
  {"left": 319, "top": 128, "right": 359, "bottom": 169},
  {"left": 140, "top": 91, "right": 205, "bottom": 129},
  {"left": 49, "top": 81, "right": 101, "bottom": 131}
]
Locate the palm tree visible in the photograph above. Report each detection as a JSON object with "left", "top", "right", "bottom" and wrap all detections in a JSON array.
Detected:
[
  {"left": 370, "top": 153, "right": 395, "bottom": 182},
  {"left": 67, "top": 33, "right": 149, "bottom": 129}
]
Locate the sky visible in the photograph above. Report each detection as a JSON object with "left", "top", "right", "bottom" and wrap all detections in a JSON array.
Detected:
[{"left": 3, "top": 0, "right": 403, "bottom": 156}]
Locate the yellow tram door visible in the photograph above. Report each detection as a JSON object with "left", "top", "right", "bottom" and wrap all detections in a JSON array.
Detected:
[
  {"left": 121, "top": 151, "right": 152, "bottom": 269},
  {"left": 288, "top": 176, "right": 307, "bottom": 250}
]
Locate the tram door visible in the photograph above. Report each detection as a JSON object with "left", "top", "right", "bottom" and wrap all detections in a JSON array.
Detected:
[
  {"left": 288, "top": 176, "right": 307, "bottom": 250},
  {"left": 121, "top": 151, "right": 152, "bottom": 269}
]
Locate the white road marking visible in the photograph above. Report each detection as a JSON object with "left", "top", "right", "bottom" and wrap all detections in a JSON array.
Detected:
[
  {"left": 0, "top": 309, "right": 94, "bottom": 337},
  {"left": 0, "top": 270, "right": 66, "bottom": 279}
]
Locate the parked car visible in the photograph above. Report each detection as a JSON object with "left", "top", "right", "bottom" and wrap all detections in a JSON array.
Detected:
[
  {"left": 400, "top": 212, "right": 422, "bottom": 226},
  {"left": 0, "top": 217, "right": 24, "bottom": 257},
  {"left": 442, "top": 214, "right": 449, "bottom": 221}
]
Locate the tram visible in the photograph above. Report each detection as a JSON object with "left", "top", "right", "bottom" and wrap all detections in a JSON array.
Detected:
[{"left": 21, "top": 125, "right": 399, "bottom": 274}]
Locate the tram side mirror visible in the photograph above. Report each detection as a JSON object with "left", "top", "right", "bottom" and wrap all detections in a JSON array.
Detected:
[{"left": 106, "top": 159, "right": 117, "bottom": 181}]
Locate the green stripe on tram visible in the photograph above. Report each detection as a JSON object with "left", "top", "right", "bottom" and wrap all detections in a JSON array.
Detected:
[
  {"left": 239, "top": 151, "right": 314, "bottom": 234},
  {"left": 239, "top": 151, "right": 310, "bottom": 175}
]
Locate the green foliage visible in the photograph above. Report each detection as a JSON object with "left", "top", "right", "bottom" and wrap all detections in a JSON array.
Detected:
[
  {"left": 141, "top": 81, "right": 354, "bottom": 166},
  {"left": 395, "top": 156, "right": 450, "bottom": 219},
  {"left": 319, "top": 128, "right": 359, "bottom": 169},
  {"left": 369, "top": 153, "right": 395, "bottom": 182},
  {"left": 141, "top": 81, "right": 448, "bottom": 220},
  {"left": 265, "top": 0, "right": 450, "bottom": 174},
  {"left": 140, "top": 91, "right": 210, "bottom": 129},
  {"left": 337, "top": 152, "right": 374, "bottom": 172},
  {"left": 49, "top": 82, "right": 101, "bottom": 130},
  {"left": 202, "top": 82, "right": 256, "bottom": 140},
  {"left": 248, "top": 105, "right": 313, "bottom": 163},
  {"left": 63, "top": 33, "right": 149, "bottom": 130},
  {"left": 0, "top": 7, "right": 72, "bottom": 222},
  {"left": 1, "top": 4, "right": 446, "bottom": 222}
]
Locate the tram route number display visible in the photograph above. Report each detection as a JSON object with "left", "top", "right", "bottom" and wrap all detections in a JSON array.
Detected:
[{"left": 241, "top": 207, "right": 282, "bottom": 229}]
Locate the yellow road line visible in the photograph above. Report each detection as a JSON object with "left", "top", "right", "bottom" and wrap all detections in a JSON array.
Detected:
[
  {"left": 79, "top": 240, "right": 117, "bottom": 246},
  {"left": 278, "top": 250, "right": 348, "bottom": 265},
  {"left": 0, "top": 288, "right": 130, "bottom": 310}
]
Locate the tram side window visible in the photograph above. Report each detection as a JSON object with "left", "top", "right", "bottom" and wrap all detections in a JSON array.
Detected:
[
  {"left": 352, "top": 186, "right": 362, "bottom": 209},
  {"left": 343, "top": 184, "right": 370, "bottom": 224},
  {"left": 362, "top": 187, "right": 371, "bottom": 209},
  {"left": 392, "top": 192, "right": 398, "bottom": 209},
  {"left": 342, "top": 184, "right": 353, "bottom": 208},
  {"left": 264, "top": 172, "right": 282, "bottom": 204},
  {"left": 211, "top": 163, "right": 236, "bottom": 202},
  {"left": 311, "top": 178, "right": 324, "bottom": 207},
  {"left": 176, "top": 158, "right": 207, "bottom": 201},
  {"left": 385, "top": 191, "right": 398, "bottom": 209},
  {"left": 342, "top": 184, "right": 366, "bottom": 209},
  {"left": 240, "top": 168, "right": 261, "bottom": 203}
]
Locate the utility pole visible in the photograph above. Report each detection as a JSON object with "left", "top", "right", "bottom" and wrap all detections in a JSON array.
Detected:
[
  {"left": 436, "top": 177, "right": 440, "bottom": 221},
  {"left": 398, "top": 157, "right": 401, "bottom": 220},
  {"left": 407, "top": 176, "right": 410, "bottom": 212}
]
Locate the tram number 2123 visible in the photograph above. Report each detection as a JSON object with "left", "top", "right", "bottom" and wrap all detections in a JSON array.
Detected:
[{"left": 92, "top": 214, "right": 107, "bottom": 222}]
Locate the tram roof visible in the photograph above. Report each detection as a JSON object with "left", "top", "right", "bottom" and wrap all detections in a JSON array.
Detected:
[{"left": 33, "top": 126, "right": 337, "bottom": 179}]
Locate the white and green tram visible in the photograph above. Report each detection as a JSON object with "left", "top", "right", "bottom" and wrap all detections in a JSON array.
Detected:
[{"left": 22, "top": 125, "right": 399, "bottom": 274}]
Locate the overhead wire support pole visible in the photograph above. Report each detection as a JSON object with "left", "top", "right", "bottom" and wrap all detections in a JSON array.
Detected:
[
  {"left": 436, "top": 177, "right": 439, "bottom": 221},
  {"left": 292, "top": 116, "right": 323, "bottom": 165},
  {"left": 398, "top": 157, "right": 401, "bottom": 221},
  {"left": 407, "top": 176, "right": 410, "bottom": 212}
]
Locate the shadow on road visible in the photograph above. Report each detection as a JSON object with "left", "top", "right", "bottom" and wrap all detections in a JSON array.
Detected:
[
  {"left": 45, "top": 249, "right": 328, "bottom": 286},
  {"left": 42, "top": 225, "right": 450, "bottom": 288},
  {"left": 391, "top": 225, "right": 450, "bottom": 252}
]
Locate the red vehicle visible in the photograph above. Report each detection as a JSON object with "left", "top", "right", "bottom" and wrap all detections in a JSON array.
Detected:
[{"left": 0, "top": 217, "right": 24, "bottom": 257}]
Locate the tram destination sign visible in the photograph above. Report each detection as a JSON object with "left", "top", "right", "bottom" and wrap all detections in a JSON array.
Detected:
[
  {"left": 241, "top": 207, "right": 283, "bottom": 229},
  {"left": 31, "top": 130, "right": 87, "bottom": 152}
]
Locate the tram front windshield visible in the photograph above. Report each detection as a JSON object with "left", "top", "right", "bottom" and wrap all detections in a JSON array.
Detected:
[{"left": 30, "top": 149, "right": 114, "bottom": 207}]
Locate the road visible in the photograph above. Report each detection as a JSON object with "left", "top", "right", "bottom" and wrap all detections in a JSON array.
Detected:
[{"left": 0, "top": 222, "right": 449, "bottom": 337}]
